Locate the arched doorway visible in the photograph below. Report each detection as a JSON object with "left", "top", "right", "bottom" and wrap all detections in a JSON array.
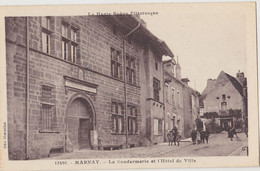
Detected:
[{"left": 67, "top": 96, "right": 94, "bottom": 150}]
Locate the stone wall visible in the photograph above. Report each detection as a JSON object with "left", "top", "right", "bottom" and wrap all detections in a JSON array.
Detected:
[{"left": 6, "top": 16, "right": 144, "bottom": 159}]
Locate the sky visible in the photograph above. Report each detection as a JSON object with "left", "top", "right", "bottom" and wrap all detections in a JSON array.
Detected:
[
  {"left": 141, "top": 3, "right": 248, "bottom": 93},
  {"left": 0, "top": 1, "right": 254, "bottom": 93},
  {"left": 0, "top": 1, "right": 253, "bottom": 93}
]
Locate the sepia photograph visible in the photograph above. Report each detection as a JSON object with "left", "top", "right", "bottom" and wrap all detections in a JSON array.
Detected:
[{"left": 0, "top": 1, "right": 259, "bottom": 170}]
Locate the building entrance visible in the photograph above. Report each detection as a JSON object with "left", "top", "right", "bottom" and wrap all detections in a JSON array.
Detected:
[{"left": 67, "top": 97, "right": 93, "bottom": 150}]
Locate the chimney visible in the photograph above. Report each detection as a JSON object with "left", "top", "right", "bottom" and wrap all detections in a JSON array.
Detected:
[
  {"left": 207, "top": 79, "right": 216, "bottom": 87},
  {"left": 201, "top": 79, "right": 216, "bottom": 95},
  {"left": 236, "top": 70, "right": 245, "bottom": 87},
  {"left": 163, "top": 58, "right": 176, "bottom": 77},
  {"left": 181, "top": 78, "right": 190, "bottom": 85},
  {"left": 176, "top": 56, "right": 181, "bottom": 80}
]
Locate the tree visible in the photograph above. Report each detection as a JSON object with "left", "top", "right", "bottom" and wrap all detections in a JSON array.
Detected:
[
  {"left": 204, "top": 112, "right": 219, "bottom": 119},
  {"left": 229, "top": 109, "right": 241, "bottom": 118}
]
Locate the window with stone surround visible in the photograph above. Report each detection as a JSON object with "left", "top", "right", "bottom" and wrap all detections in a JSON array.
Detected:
[
  {"left": 172, "top": 88, "right": 175, "bottom": 105},
  {"left": 40, "top": 85, "right": 57, "bottom": 132},
  {"left": 111, "top": 48, "right": 123, "bottom": 80},
  {"left": 165, "top": 84, "right": 169, "bottom": 103},
  {"left": 111, "top": 101, "right": 124, "bottom": 134},
  {"left": 126, "top": 55, "right": 136, "bottom": 85},
  {"left": 155, "top": 61, "right": 158, "bottom": 71},
  {"left": 153, "top": 77, "right": 160, "bottom": 101},
  {"left": 153, "top": 118, "right": 163, "bottom": 135},
  {"left": 127, "top": 105, "right": 138, "bottom": 134},
  {"left": 41, "top": 17, "right": 52, "bottom": 54},
  {"left": 177, "top": 91, "right": 180, "bottom": 107},
  {"left": 191, "top": 94, "right": 196, "bottom": 109},
  {"left": 221, "top": 101, "right": 227, "bottom": 111},
  {"left": 61, "top": 21, "right": 79, "bottom": 64}
]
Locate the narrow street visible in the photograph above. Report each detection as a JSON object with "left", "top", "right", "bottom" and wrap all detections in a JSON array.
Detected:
[
  {"left": 47, "top": 132, "right": 248, "bottom": 160},
  {"left": 154, "top": 132, "right": 248, "bottom": 157}
]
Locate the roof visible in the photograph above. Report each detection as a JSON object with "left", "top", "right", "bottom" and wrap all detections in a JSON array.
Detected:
[
  {"left": 224, "top": 72, "right": 244, "bottom": 97},
  {"left": 199, "top": 94, "right": 207, "bottom": 107},
  {"left": 200, "top": 71, "right": 245, "bottom": 107},
  {"left": 104, "top": 15, "right": 174, "bottom": 58}
]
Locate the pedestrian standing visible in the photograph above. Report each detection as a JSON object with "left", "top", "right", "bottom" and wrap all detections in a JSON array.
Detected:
[
  {"left": 227, "top": 126, "right": 234, "bottom": 141},
  {"left": 173, "top": 126, "right": 178, "bottom": 145},
  {"left": 175, "top": 131, "right": 181, "bottom": 146},
  {"left": 231, "top": 126, "right": 238, "bottom": 138},
  {"left": 205, "top": 129, "right": 210, "bottom": 144},
  {"left": 191, "top": 130, "right": 197, "bottom": 145},
  {"left": 167, "top": 130, "right": 174, "bottom": 146},
  {"left": 196, "top": 130, "right": 201, "bottom": 144}
]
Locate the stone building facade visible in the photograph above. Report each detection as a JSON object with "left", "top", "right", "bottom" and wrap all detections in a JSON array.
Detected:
[
  {"left": 182, "top": 82, "right": 200, "bottom": 137},
  {"left": 5, "top": 15, "right": 173, "bottom": 159},
  {"left": 199, "top": 71, "right": 247, "bottom": 131},
  {"left": 163, "top": 59, "right": 199, "bottom": 138}
]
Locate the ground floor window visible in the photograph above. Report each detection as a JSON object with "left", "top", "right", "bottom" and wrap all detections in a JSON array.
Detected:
[
  {"left": 127, "top": 105, "right": 138, "bottom": 134},
  {"left": 111, "top": 115, "right": 124, "bottom": 134},
  {"left": 111, "top": 101, "right": 124, "bottom": 134},
  {"left": 41, "top": 104, "right": 57, "bottom": 131},
  {"left": 154, "top": 118, "right": 163, "bottom": 135}
]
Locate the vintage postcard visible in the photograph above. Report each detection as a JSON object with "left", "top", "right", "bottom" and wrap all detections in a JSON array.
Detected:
[{"left": 0, "top": 2, "right": 259, "bottom": 171}]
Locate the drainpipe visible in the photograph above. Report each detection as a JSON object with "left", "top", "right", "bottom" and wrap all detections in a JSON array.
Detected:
[
  {"left": 162, "top": 60, "right": 166, "bottom": 142},
  {"left": 25, "top": 17, "right": 30, "bottom": 159},
  {"left": 123, "top": 20, "right": 141, "bottom": 148}
]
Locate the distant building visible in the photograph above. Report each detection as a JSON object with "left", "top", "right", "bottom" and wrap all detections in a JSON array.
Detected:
[
  {"left": 199, "top": 71, "right": 247, "bottom": 132},
  {"left": 5, "top": 15, "right": 173, "bottom": 159},
  {"left": 182, "top": 81, "right": 200, "bottom": 137},
  {"left": 163, "top": 59, "right": 199, "bottom": 138}
]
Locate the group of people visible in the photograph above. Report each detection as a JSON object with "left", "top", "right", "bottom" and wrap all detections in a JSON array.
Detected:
[
  {"left": 167, "top": 125, "right": 244, "bottom": 146},
  {"left": 167, "top": 127, "right": 210, "bottom": 146},
  {"left": 191, "top": 129, "right": 210, "bottom": 145},
  {"left": 167, "top": 126, "right": 181, "bottom": 146}
]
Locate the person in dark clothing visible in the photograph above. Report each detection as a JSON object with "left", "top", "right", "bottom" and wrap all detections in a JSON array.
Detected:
[
  {"left": 191, "top": 130, "right": 197, "bottom": 145},
  {"left": 172, "top": 126, "right": 178, "bottom": 145},
  {"left": 167, "top": 130, "right": 174, "bottom": 146},
  {"left": 200, "top": 130, "right": 210, "bottom": 144},
  {"left": 227, "top": 126, "right": 234, "bottom": 141},
  {"left": 204, "top": 129, "right": 210, "bottom": 143},
  {"left": 231, "top": 126, "right": 238, "bottom": 138}
]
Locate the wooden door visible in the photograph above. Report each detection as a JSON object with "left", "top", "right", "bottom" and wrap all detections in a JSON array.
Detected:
[{"left": 78, "top": 118, "right": 90, "bottom": 149}]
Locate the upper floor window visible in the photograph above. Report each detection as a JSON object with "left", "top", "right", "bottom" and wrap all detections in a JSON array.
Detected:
[
  {"left": 221, "top": 102, "right": 227, "bottom": 111},
  {"left": 177, "top": 91, "right": 180, "bottom": 107},
  {"left": 165, "top": 84, "right": 169, "bottom": 103},
  {"left": 42, "top": 85, "right": 54, "bottom": 104},
  {"left": 126, "top": 55, "right": 136, "bottom": 85},
  {"left": 71, "top": 28, "right": 77, "bottom": 42},
  {"left": 111, "top": 48, "right": 123, "bottom": 80},
  {"left": 172, "top": 88, "right": 175, "bottom": 105},
  {"left": 153, "top": 77, "right": 160, "bottom": 101},
  {"left": 191, "top": 94, "right": 196, "bottom": 109},
  {"left": 222, "top": 94, "right": 226, "bottom": 101},
  {"left": 62, "top": 23, "right": 69, "bottom": 38},
  {"left": 155, "top": 61, "right": 158, "bottom": 70},
  {"left": 61, "top": 21, "right": 79, "bottom": 64},
  {"left": 42, "top": 17, "right": 50, "bottom": 30},
  {"left": 41, "top": 17, "right": 52, "bottom": 54}
]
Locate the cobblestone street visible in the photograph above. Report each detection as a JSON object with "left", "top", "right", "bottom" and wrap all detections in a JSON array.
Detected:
[{"left": 47, "top": 132, "right": 248, "bottom": 159}]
